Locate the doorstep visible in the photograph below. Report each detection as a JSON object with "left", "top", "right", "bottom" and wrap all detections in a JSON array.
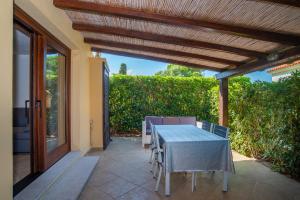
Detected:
[{"left": 14, "top": 151, "right": 99, "bottom": 200}]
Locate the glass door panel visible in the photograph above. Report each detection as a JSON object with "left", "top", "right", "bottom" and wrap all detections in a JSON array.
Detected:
[
  {"left": 13, "top": 8, "right": 71, "bottom": 195},
  {"left": 13, "top": 26, "right": 33, "bottom": 184},
  {"left": 45, "top": 46, "right": 66, "bottom": 153}
]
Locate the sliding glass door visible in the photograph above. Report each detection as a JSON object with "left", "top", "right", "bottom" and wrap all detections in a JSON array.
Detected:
[
  {"left": 13, "top": 24, "right": 34, "bottom": 186},
  {"left": 44, "top": 40, "right": 70, "bottom": 167},
  {"left": 13, "top": 6, "right": 71, "bottom": 195}
]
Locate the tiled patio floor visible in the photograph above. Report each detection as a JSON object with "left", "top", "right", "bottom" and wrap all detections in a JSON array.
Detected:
[{"left": 79, "top": 137, "right": 300, "bottom": 200}]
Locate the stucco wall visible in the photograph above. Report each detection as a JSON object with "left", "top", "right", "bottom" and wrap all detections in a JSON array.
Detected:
[
  {"left": 14, "top": 0, "right": 92, "bottom": 154},
  {"left": 0, "top": 0, "right": 13, "bottom": 199},
  {"left": 0, "top": 0, "right": 93, "bottom": 198},
  {"left": 89, "top": 58, "right": 105, "bottom": 149}
]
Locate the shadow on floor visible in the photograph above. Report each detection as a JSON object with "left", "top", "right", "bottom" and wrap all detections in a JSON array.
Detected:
[{"left": 80, "top": 137, "right": 300, "bottom": 200}]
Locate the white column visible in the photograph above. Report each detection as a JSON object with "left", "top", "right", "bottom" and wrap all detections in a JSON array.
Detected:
[
  {"left": 89, "top": 57, "right": 106, "bottom": 149},
  {"left": 70, "top": 50, "right": 93, "bottom": 155},
  {"left": 0, "top": 0, "right": 13, "bottom": 199}
]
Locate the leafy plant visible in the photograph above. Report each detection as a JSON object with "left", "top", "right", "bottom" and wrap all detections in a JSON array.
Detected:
[
  {"left": 155, "top": 64, "right": 203, "bottom": 77},
  {"left": 109, "top": 72, "right": 300, "bottom": 178},
  {"left": 119, "top": 63, "right": 127, "bottom": 75}
]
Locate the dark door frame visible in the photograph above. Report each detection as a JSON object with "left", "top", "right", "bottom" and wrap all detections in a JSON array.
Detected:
[
  {"left": 42, "top": 36, "right": 71, "bottom": 168},
  {"left": 12, "top": 20, "right": 39, "bottom": 196},
  {"left": 13, "top": 5, "right": 71, "bottom": 195},
  {"left": 102, "top": 62, "right": 110, "bottom": 149}
]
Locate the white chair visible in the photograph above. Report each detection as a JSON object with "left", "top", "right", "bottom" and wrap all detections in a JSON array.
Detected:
[
  {"left": 142, "top": 116, "right": 163, "bottom": 147},
  {"left": 152, "top": 126, "right": 164, "bottom": 192},
  {"left": 149, "top": 122, "right": 155, "bottom": 163},
  {"left": 149, "top": 122, "right": 157, "bottom": 172}
]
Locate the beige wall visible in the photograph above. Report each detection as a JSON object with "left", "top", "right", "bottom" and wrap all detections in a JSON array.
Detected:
[
  {"left": 14, "top": 0, "right": 86, "bottom": 50},
  {"left": 0, "top": 0, "right": 95, "bottom": 198},
  {"left": 14, "top": 0, "right": 93, "bottom": 155},
  {"left": 77, "top": 51, "right": 93, "bottom": 153},
  {"left": 0, "top": 0, "right": 13, "bottom": 199},
  {"left": 89, "top": 58, "right": 105, "bottom": 149}
]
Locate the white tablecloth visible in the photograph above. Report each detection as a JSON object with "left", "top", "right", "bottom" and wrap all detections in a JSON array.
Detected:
[{"left": 154, "top": 125, "right": 234, "bottom": 173}]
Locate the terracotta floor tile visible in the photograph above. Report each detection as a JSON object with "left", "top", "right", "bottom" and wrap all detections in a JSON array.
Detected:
[
  {"left": 79, "top": 185, "right": 114, "bottom": 200},
  {"left": 80, "top": 137, "right": 300, "bottom": 200},
  {"left": 98, "top": 177, "right": 137, "bottom": 198},
  {"left": 118, "top": 186, "right": 165, "bottom": 200}
]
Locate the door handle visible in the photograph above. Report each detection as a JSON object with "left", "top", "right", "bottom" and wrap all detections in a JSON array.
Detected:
[{"left": 35, "top": 99, "right": 42, "bottom": 118}]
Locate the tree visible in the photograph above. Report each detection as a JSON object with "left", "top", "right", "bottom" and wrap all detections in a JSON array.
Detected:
[
  {"left": 155, "top": 64, "right": 203, "bottom": 77},
  {"left": 119, "top": 63, "right": 127, "bottom": 75}
]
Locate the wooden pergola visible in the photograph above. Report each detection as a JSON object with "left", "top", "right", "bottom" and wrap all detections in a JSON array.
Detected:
[{"left": 54, "top": 0, "right": 300, "bottom": 126}]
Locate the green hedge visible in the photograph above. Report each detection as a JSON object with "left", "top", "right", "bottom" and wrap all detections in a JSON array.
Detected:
[
  {"left": 109, "top": 72, "right": 300, "bottom": 178},
  {"left": 224, "top": 72, "right": 300, "bottom": 178},
  {"left": 109, "top": 75, "right": 218, "bottom": 132}
]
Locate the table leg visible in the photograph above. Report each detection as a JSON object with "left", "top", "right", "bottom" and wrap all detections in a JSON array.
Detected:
[
  {"left": 192, "top": 172, "right": 196, "bottom": 192},
  {"left": 165, "top": 172, "right": 170, "bottom": 196},
  {"left": 223, "top": 171, "right": 228, "bottom": 192}
]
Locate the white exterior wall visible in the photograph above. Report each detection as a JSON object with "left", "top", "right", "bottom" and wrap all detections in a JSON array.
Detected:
[
  {"left": 0, "top": 0, "right": 13, "bottom": 199},
  {"left": 14, "top": 0, "right": 92, "bottom": 154},
  {"left": 269, "top": 64, "right": 300, "bottom": 82},
  {"left": 272, "top": 73, "right": 291, "bottom": 82},
  {"left": 1, "top": 1, "right": 94, "bottom": 198}
]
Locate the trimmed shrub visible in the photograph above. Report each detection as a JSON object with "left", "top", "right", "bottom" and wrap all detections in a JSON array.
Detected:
[
  {"left": 109, "top": 72, "right": 300, "bottom": 178},
  {"left": 109, "top": 75, "right": 218, "bottom": 133}
]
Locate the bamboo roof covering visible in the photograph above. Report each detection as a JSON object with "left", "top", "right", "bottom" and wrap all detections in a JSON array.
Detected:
[
  {"left": 93, "top": 44, "right": 228, "bottom": 68},
  {"left": 54, "top": 0, "right": 300, "bottom": 78},
  {"left": 83, "top": 32, "right": 250, "bottom": 62},
  {"left": 70, "top": 12, "right": 283, "bottom": 52}
]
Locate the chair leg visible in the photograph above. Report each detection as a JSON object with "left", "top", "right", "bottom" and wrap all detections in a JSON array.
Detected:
[
  {"left": 151, "top": 153, "right": 156, "bottom": 172},
  {"left": 149, "top": 149, "right": 153, "bottom": 163},
  {"left": 153, "top": 162, "right": 158, "bottom": 178},
  {"left": 155, "top": 165, "right": 162, "bottom": 192}
]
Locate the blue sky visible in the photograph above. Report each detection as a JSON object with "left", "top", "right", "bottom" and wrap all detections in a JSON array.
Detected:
[{"left": 102, "top": 53, "right": 272, "bottom": 82}]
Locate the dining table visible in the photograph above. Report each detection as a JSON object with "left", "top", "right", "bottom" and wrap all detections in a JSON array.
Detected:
[{"left": 154, "top": 124, "right": 234, "bottom": 196}]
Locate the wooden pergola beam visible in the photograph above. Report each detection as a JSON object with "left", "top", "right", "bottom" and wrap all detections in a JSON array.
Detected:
[
  {"left": 219, "top": 78, "right": 228, "bottom": 127},
  {"left": 73, "top": 23, "right": 266, "bottom": 58},
  {"left": 249, "top": 0, "right": 300, "bottom": 8},
  {"left": 54, "top": 0, "right": 300, "bottom": 45},
  {"left": 85, "top": 38, "right": 242, "bottom": 66},
  {"left": 216, "top": 45, "right": 300, "bottom": 79},
  {"left": 92, "top": 47, "right": 223, "bottom": 71}
]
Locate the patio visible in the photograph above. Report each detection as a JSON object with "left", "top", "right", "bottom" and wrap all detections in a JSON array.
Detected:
[
  {"left": 79, "top": 137, "right": 300, "bottom": 200},
  {"left": 1, "top": 1, "right": 300, "bottom": 199}
]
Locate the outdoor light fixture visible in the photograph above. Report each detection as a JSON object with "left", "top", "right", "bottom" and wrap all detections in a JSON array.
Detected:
[{"left": 267, "top": 53, "right": 279, "bottom": 61}]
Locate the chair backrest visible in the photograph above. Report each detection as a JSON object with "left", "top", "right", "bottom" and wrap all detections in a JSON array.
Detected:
[
  {"left": 179, "top": 116, "right": 196, "bottom": 125},
  {"left": 145, "top": 116, "right": 163, "bottom": 130},
  {"left": 153, "top": 124, "right": 163, "bottom": 163},
  {"left": 162, "top": 117, "right": 180, "bottom": 125},
  {"left": 202, "top": 121, "right": 213, "bottom": 132},
  {"left": 213, "top": 124, "right": 229, "bottom": 138},
  {"left": 150, "top": 122, "right": 156, "bottom": 146}
]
